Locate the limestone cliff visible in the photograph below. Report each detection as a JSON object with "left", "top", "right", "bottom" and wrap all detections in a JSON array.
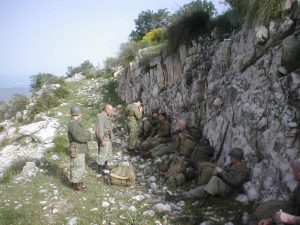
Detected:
[{"left": 117, "top": 3, "right": 300, "bottom": 201}]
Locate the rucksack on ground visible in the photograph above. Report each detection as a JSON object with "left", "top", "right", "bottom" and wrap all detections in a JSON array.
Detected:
[{"left": 108, "top": 162, "right": 136, "bottom": 186}]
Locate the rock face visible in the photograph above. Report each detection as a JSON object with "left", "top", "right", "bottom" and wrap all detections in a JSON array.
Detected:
[{"left": 117, "top": 4, "right": 300, "bottom": 201}]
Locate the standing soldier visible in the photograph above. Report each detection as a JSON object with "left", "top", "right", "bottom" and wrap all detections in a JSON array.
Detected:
[
  {"left": 95, "top": 104, "right": 114, "bottom": 174},
  {"left": 125, "top": 98, "right": 143, "bottom": 155},
  {"left": 68, "top": 104, "right": 91, "bottom": 191}
]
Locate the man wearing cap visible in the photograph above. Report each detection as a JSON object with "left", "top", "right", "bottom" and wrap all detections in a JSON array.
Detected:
[
  {"left": 95, "top": 104, "right": 114, "bottom": 175},
  {"left": 125, "top": 98, "right": 143, "bottom": 154},
  {"left": 68, "top": 104, "right": 91, "bottom": 191},
  {"left": 166, "top": 148, "right": 249, "bottom": 204}
]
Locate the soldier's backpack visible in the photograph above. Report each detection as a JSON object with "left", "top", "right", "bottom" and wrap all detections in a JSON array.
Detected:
[{"left": 107, "top": 162, "right": 136, "bottom": 186}]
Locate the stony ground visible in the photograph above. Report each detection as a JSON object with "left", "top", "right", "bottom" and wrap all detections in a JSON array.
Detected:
[{"left": 0, "top": 76, "right": 252, "bottom": 225}]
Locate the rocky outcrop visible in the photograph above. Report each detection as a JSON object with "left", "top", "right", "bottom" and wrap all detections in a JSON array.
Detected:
[{"left": 117, "top": 3, "right": 300, "bottom": 201}]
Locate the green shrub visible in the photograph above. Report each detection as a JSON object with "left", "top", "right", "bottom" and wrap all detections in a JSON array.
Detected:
[
  {"left": 166, "top": 10, "right": 211, "bottom": 55},
  {"left": 226, "top": 0, "right": 285, "bottom": 25},
  {"left": 30, "top": 73, "right": 65, "bottom": 92},
  {"left": 0, "top": 125, "right": 4, "bottom": 133},
  {"left": 118, "top": 41, "right": 142, "bottom": 67},
  {"left": 53, "top": 136, "right": 68, "bottom": 154},
  {"left": 173, "top": 0, "right": 216, "bottom": 18},
  {"left": 66, "top": 60, "right": 94, "bottom": 77},
  {"left": 212, "top": 9, "right": 239, "bottom": 41},
  {"left": 29, "top": 92, "right": 60, "bottom": 119},
  {"left": 53, "top": 86, "right": 69, "bottom": 99}
]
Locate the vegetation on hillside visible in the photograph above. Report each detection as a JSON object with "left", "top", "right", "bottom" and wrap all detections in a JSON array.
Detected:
[{"left": 66, "top": 60, "right": 94, "bottom": 77}]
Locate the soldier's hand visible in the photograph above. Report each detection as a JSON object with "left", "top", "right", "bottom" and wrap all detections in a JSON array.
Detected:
[
  {"left": 275, "top": 210, "right": 298, "bottom": 224},
  {"left": 257, "top": 219, "right": 273, "bottom": 225},
  {"left": 215, "top": 167, "right": 223, "bottom": 174},
  {"left": 101, "top": 141, "right": 106, "bottom": 146}
]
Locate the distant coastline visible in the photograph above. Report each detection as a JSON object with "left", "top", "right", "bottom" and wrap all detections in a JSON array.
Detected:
[
  {"left": 0, "top": 87, "right": 31, "bottom": 102},
  {"left": 0, "top": 74, "right": 31, "bottom": 102}
]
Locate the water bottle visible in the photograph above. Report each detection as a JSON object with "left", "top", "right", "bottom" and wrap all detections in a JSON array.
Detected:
[{"left": 242, "top": 212, "right": 249, "bottom": 225}]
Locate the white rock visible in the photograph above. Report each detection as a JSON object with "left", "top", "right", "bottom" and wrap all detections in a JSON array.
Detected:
[
  {"left": 52, "top": 208, "right": 59, "bottom": 214},
  {"left": 51, "top": 155, "right": 59, "bottom": 161},
  {"left": 67, "top": 216, "right": 78, "bottom": 225},
  {"left": 90, "top": 208, "right": 98, "bottom": 212},
  {"left": 150, "top": 182, "right": 158, "bottom": 190},
  {"left": 143, "top": 209, "right": 155, "bottom": 216},
  {"left": 148, "top": 176, "right": 157, "bottom": 182},
  {"left": 19, "top": 121, "right": 47, "bottom": 136},
  {"left": 132, "top": 195, "right": 145, "bottom": 201},
  {"left": 153, "top": 203, "right": 172, "bottom": 213},
  {"left": 33, "top": 126, "right": 57, "bottom": 144},
  {"left": 102, "top": 201, "right": 110, "bottom": 208},
  {"left": 16, "top": 162, "right": 38, "bottom": 181},
  {"left": 128, "top": 205, "right": 137, "bottom": 212}
]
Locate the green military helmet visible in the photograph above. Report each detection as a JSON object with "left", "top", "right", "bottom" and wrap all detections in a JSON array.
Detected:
[
  {"left": 229, "top": 148, "right": 244, "bottom": 160},
  {"left": 70, "top": 104, "right": 82, "bottom": 116}
]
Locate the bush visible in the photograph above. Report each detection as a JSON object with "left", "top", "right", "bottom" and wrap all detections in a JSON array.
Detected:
[
  {"left": 212, "top": 9, "right": 239, "bottom": 41},
  {"left": 66, "top": 60, "right": 94, "bottom": 77},
  {"left": 141, "top": 28, "right": 166, "bottom": 45},
  {"left": 166, "top": 10, "right": 211, "bottom": 55},
  {"left": 173, "top": 0, "right": 216, "bottom": 18},
  {"left": 29, "top": 92, "right": 60, "bottom": 119},
  {"left": 53, "top": 86, "right": 69, "bottom": 99},
  {"left": 53, "top": 136, "right": 68, "bottom": 154},
  {"left": 30, "top": 73, "right": 65, "bottom": 92},
  {"left": 118, "top": 41, "right": 142, "bottom": 67},
  {"left": 226, "top": 0, "right": 285, "bottom": 25}
]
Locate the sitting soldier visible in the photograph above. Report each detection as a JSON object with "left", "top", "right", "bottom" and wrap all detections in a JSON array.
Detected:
[
  {"left": 164, "top": 137, "right": 214, "bottom": 188},
  {"left": 165, "top": 148, "right": 249, "bottom": 205},
  {"left": 139, "top": 108, "right": 159, "bottom": 141},
  {"left": 142, "top": 119, "right": 194, "bottom": 158},
  {"left": 140, "top": 112, "right": 171, "bottom": 153}
]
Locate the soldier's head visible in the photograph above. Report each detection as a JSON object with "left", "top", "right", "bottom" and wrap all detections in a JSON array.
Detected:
[
  {"left": 159, "top": 112, "right": 167, "bottom": 121},
  {"left": 292, "top": 158, "right": 300, "bottom": 182},
  {"left": 177, "top": 119, "right": 187, "bottom": 131},
  {"left": 70, "top": 104, "right": 82, "bottom": 119},
  {"left": 152, "top": 108, "right": 159, "bottom": 118},
  {"left": 135, "top": 98, "right": 143, "bottom": 107},
  {"left": 229, "top": 148, "right": 244, "bottom": 162},
  {"left": 104, "top": 104, "right": 114, "bottom": 117}
]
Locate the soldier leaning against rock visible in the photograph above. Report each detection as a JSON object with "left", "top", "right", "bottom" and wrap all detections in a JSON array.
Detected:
[
  {"left": 68, "top": 104, "right": 91, "bottom": 191},
  {"left": 166, "top": 148, "right": 249, "bottom": 205},
  {"left": 139, "top": 108, "right": 159, "bottom": 141},
  {"left": 125, "top": 98, "right": 143, "bottom": 155},
  {"left": 140, "top": 112, "right": 171, "bottom": 153},
  {"left": 95, "top": 104, "right": 114, "bottom": 175}
]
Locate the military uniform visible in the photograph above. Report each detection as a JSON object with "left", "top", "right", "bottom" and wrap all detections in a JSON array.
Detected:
[
  {"left": 184, "top": 162, "right": 248, "bottom": 198},
  {"left": 126, "top": 103, "right": 142, "bottom": 150},
  {"left": 68, "top": 118, "right": 91, "bottom": 185},
  {"left": 252, "top": 183, "right": 300, "bottom": 225},
  {"left": 142, "top": 119, "right": 171, "bottom": 150},
  {"left": 95, "top": 110, "right": 114, "bottom": 167},
  {"left": 141, "top": 116, "right": 159, "bottom": 140}
]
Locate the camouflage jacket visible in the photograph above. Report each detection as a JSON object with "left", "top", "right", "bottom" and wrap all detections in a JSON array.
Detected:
[
  {"left": 157, "top": 119, "right": 171, "bottom": 137},
  {"left": 68, "top": 119, "right": 91, "bottom": 154},
  {"left": 95, "top": 111, "right": 114, "bottom": 143},
  {"left": 217, "top": 162, "right": 248, "bottom": 187},
  {"left": 126, "top": 103, "right": 142, "bottom": 122},
  {"left": 147, "top": 116, "right": 159, "bottom": 136},
  {"left": 292, "top": 183, "right": 300, "bottom": 220}
]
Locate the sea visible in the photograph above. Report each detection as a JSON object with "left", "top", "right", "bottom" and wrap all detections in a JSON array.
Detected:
[{"left": 0, "top": 74, "right": 31, "bottom": 102}]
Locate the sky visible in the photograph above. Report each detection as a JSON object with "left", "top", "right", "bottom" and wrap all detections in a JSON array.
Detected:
[{"left": 0, "top": 0, "right": 229, "bottom": 88}]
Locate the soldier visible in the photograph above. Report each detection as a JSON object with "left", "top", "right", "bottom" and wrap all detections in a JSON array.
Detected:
[
  {"left": 141, "top": 112, "right": 171, "bottom": 152},
  {"left": 139, "top": 108, "right": 159, "bottom": 141},
  {"left": 125, "top": 98, "right": 143, "bottom": 155},
  {"left": 95, "top": 104, "right": 114, "bottom": 174},
  {"left": 143, "top": 119, "right": 194, "bottom": 158},
  {"left": 257, "top": 158, "right": 300, "bottom": 225},
  {"left": 165, "top": 148, "right": 249, "bottom": 205},
  {"left": 68, "top": 104, "right": 91, "bottom": 191}
]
